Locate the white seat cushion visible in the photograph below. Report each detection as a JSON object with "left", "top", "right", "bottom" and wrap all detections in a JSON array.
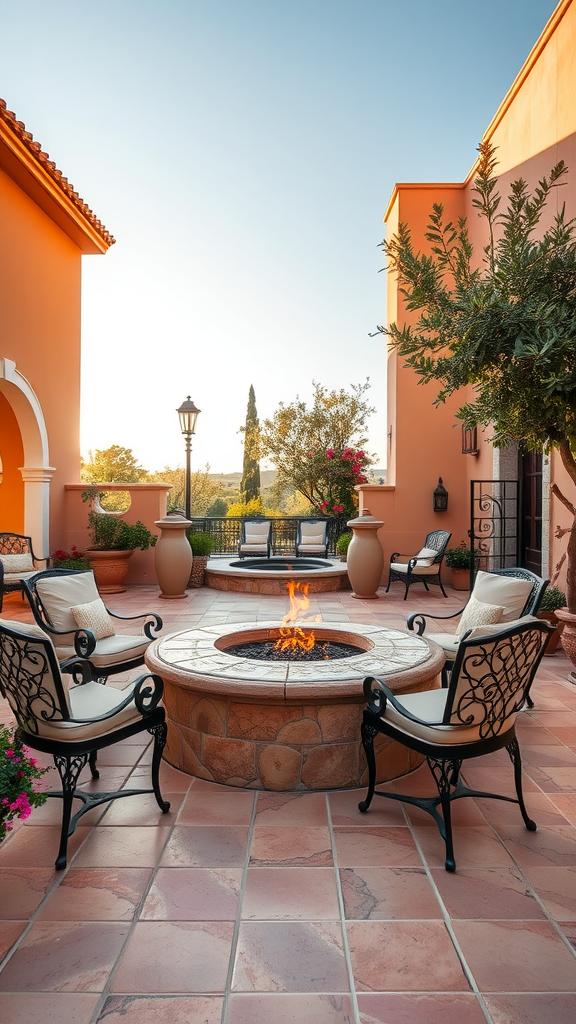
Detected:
[
  {"left": 297, "top": 544, "right": 327, "bottom": 553},
  {"left": 383, "top": 688, "right": 491, "bottom": 745},
  {"left": 427, "top": 632, "right": 460, "bottom": 654},
  {"left": 239, "top": 543, "right": 269, "bottom": 552},
  {"left": 36, "top": 678, "right": 143, "bottom": 741},
  {"left": 1, "top": 553, "right": 35, "bottom": 572},
  {"left": 55, "top": 634, "right": 151, "bottom": 668},
  {"left": 36, "top": 573, "right": 100, "bottom": 634},
  {"left": 3, "top": 571, "right": 38, "bottom": 584},
  {"left": 472, "top": 571, "right": 533, "bottom": 622},
  {"left": 391, "top": 562, "right": 440, "bottom": 576},
  {"left": 244, "top": 524, "right": 270, "bottom": 543}
]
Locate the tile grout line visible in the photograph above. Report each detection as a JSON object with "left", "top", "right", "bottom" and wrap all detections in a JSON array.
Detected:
[
  {"left": 325, "top": 790, "right": 361, "bottom": 1024},
  {"left": 219, "top": 788, "right": 259, "bottom": 1024}
]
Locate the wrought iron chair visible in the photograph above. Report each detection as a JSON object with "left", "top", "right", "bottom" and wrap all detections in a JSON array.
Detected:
[
  {"left": 359, "top": 618, "right": 553, "bottom": 871},
  {"left": 295, "top": 519, "right": 329, "bottom": 558},
  {"left": 407, "top": 568, "right": 548, "bottom": 697},
  {"left": 0, "top": 532, "right": 49, "bottom": 611},
  {"left": 386, "top": 530, "right": 452, "bottom": 599},
  {"left": 0, "top": 618, "right": 170, "bottom": 869},
  {"left": 22, "top": 568, "right": 162, "bottom": 681},
  {"left": 238, "top": 519, "right": 272, "bottom": 559}
]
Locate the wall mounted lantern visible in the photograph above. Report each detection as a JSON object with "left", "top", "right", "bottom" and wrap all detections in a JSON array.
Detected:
[
  {"left": 433, "top": 477, "right": 448, "bottom": 512},
  {"left": 177, "top": 396, "right": 201, "bottom": 519}
]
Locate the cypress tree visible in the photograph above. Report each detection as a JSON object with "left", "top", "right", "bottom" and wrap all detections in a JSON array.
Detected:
[{"left": 241, "top": 385, "right": 261, "bottom": 503}]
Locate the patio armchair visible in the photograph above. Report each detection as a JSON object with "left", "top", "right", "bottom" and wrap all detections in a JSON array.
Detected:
[
  {"left": 238, "top": 519, "right": 272, "bottom": 559},
  {"left": 359, "top": 617, "right": 553, "bottom": 871},
  {"left": 0, "top": 532, "right": 49, "bottom": 612},
  {"left": 386, "top": 530, "right": 452, "bottom": 599},
  {"left": 22, "top": 568, "right": 162, "bottom": 681},
  {"left": 407, "top": 567, "right": 548, "bottom": 695},
  {"left": 0, "top": 617, "right": 170, "bottom": 869},
  {"left": 295, "top": 519, "right": 329, "bottom": 558}
]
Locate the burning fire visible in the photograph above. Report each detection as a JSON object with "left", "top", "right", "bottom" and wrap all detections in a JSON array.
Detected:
[{"left": 274, "top": 580, "right": 322, "bottom": 652}]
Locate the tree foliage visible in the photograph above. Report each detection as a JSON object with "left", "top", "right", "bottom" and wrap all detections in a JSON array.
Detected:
[
  {"left": 258, "top": 381, "right": 374, "bottom": 516},
  {"left": 378, "top": 141, "right": 576, "bottom": 610},
  {"left": 81, "top": 446, "right": 148, "bottom": 483},
  {"left": 147, "top": 465, "right": 220, "bottom": 515},
  {"left": 240, "top": 385, "right": 261, "bottom": 503}
]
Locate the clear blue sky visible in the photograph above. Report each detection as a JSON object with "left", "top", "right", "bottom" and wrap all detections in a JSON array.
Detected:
[{"left": 0, "top": 0, "right": 560, "bottom": 473}]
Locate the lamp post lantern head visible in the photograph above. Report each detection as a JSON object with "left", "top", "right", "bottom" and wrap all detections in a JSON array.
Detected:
[{"left": 178, "top": 397, "right": 201, "bottom": 437}]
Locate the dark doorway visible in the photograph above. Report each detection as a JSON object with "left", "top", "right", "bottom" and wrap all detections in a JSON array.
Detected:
[{"left": 520, "top": 451, "right": 543, "bottom": 575}]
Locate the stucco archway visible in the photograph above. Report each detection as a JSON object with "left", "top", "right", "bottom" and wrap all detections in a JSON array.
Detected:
[{"left": 0, "top": 358, "right": 55, "bottom": 556}]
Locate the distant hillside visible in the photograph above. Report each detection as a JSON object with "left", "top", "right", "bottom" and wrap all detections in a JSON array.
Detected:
[{"left": 209, "top": 470, "right": 277, "bottom": 487}]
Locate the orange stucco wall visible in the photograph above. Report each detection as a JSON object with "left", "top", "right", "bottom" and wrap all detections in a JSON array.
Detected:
[
  {"left": 0, "top": 391, "right": 24, "bottom": 531},
  {"left": 376, "top": 0, "right": 576, "bottom": 590},
  {"left": 0, "top": 164, "right": 82, "bottom": 551}
]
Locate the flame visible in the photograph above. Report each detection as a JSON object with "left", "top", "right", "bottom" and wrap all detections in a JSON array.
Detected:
[{"left": 274, "top": 580, "right": 322, "bottom": 652}]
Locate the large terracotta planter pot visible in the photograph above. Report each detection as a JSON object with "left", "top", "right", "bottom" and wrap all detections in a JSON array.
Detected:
[
  {"left": 554, "top": 608, "right": 576, "bottom": 680},
  {"left": 87, "top": 549, "right": 133, "bottom": 594},
  {"left": 346, "top": 509, "right": 384, "bottom": 600},
  {"left": 154, "top": 515, "right": 193, "bottom": 599},
  {"left": 536, "top": 610, "right": 565, "bottom": 655},
  {"left": 450, "top": 568, "right": 471, "bottom": 592}
]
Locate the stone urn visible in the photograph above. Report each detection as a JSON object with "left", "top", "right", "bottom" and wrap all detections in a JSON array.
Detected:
[
  {"left": 554, "top": 608, "right": 576, "bottom": 681},
  {"left": 87, "top": 549, "right": 133, "bottom": 594},
  {"left": 346, "top": 509, "right": 384, "bottom": 599},
  {"left": 154, "top": 515, "right": 193, "bottom": 599}
]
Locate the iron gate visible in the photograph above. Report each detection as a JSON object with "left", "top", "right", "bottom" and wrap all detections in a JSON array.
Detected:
[{"left": 469, "top": 480, "right": 520, "bottom": 588}]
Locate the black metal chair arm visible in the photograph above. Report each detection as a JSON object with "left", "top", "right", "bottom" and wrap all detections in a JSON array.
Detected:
[
  {"left": 406, "top": 608, "right": 464, "bottom": 634},
  {"left": 65, "top": 672, "right": 164, "bottom": 724},
  {"left": 58, "top": 657, "right": 95, "bottom": 685},
  {"left": 72, "top": 629, "right": 97, "bottom": 658},
  {"left": 363, "top": 675, "right": 445, "bottom": 727},
  {"left": 107, "top": 610, "right": 163, "bottom": 639}
]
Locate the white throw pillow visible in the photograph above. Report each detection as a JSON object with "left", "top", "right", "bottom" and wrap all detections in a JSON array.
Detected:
[
  {"left": 0, "top": 553, "right": 35, "bottom": 572},
  {"left": 472, "top": 570, "right": 534, "bottom": 622},
  {"left": 36, "top": 572, "right": 100, "bottom": 632},
  {"left": 456, "top": 595, "right": 504, "bottom": 637},
  {"left": 415, "top": 546, "right": 437, "bottom": 565},
  {"left": 71, "top": 598, "right": 116, "bottom": 640}
]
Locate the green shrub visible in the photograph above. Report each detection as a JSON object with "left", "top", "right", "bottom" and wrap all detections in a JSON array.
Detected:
[
  {"left": 539, "top": 586, "right": 567, "bottom": 612},
  {"left": 187, "top": 531, "right": 215, "bottom": 556},
  {"left": 445, "top": 545, "right": 478, "bottom": 569},
  {"left": 336, "top": 531, "right": 352, "bottom": 556}
]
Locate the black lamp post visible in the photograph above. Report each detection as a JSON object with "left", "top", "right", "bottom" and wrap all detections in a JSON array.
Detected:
[{"left": 177, "top": 396, "right": 201, "bottom": 519}]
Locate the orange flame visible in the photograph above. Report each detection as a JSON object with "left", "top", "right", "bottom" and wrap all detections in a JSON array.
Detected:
[{"left": 274, "top": 580, "right": 322, "bottom": 652}]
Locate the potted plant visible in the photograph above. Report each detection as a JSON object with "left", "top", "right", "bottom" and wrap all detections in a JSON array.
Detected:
[
  {"left": 0, "top": 726, "right": 48, "bottom": 843},
  {"left": 336, "top": 530, "right": 352, "bottom": 562},
  {"left": 445, "top": 544, "right": 475, "bottom": 590},
  {"left": 537, "top": 586, "right": 567, "bottom": 655},
  {"left": 187, "top": 531, "right": 215, "bottom": 588},
  {"left": 82, "top": 489, "right": 157, "bottom": 594},
  {"left": 51, "top": 546, "right": 91, "bottom": 571}
]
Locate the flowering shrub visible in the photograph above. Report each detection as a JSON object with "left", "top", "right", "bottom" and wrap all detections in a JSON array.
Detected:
[
  {"left": 309, "top": 447, "right": 371, "bottom": 517},
  {"left": 51, "top": 546, "right": 91, "bottom": 570},
  {"left": 0, "top": 726, "right": 49, "bottom": 842}
]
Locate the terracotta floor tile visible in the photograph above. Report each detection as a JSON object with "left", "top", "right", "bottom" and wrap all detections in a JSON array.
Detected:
[
  {"left": 404, "top": 797, "right": 489, "bottom": 828},
  {"left": 0, "top": 867, "right": 55, "bottom": 919},
  {"left": 0, "top": 920, "right": 26, "bottom": 960},
  {"left": 526, "top": 766, "right": 576, "bottom": 791},
  {"left": 128, "top": 761, "right": 194, "bottom": 793},
  {"left": 141, "top": 867, "right": 242, "bottom": 920},
  {"left": 521, "top": 866, "right": 576, "bottom": 920},
  {"left": 0, "top": 921, "right": 130, "bottom": 992},
  {"left": 328, "top": 789, "right": 406, "bottom": 827},
  {"left": 36, "top": 868, "right": 152, "bottom": 921},
  {"left": 160, "top": 826, "right": 249, "bottom": 867},
  {"left": 460, "top": 765, "right": 538, "bottom": 796},
  {"left": 347, "top": 920, "right": 469, "bottom": 991},
  {"left": 484, "top": 993, "right": 576, "bottom": 1024},
  {"left": 71, "top": 826, "right": 171, "bottom": 868},
  {"left": 356, "top": 992, "right": 487, "bottom": 1024},
  {"left": 111, "top": 921, "right": 234, "bottom": 993},
  {"left": 498, "top": 825, "right": 576, "bottom": 867},
  {"left": 243, "top": 867, "right": 340, "bottom": 920},
  {"left": 101, "top": 791, "right": 184, "bottom": 825},
  {"left": 475, "top": 792, "right": 569, "bottom": 827},
  {"left": 249, "top": 825, "right": 333, "bottom": 865},
  {"left": 232, "top": 921, "right": 348, "bottom": 992},
  {"left": 0, "top": 825, "right": 90, "bottom": 868},
  {"left": 254, "top": 792, "right": 329, "bottom": 826},
  {"left": 226, "top": 992, "right": 354, "bottom": 1023},
  {"left": 522, "top": 744, "right": 576, "bottom": 766},
  {"left": 430, "top": 866, "right": 546, "bottom": 919},
  {"left": 548, "top": 794, "right": 576, "bottom": 825},
  {"left": 413, "top": 825, "right": 514, "bottom": 869},
  {"left": 0, "top": 993, "right": 100, "bottom": 1024},
  {"left": 333, "top": 827, "right": 422, "bottom": 867},
  {"left": 97, "top": 995, "right": 223, "bottom": 1023},
  {"left": 452, "top": 919, "right": 576, "bottom": 991},
  {"left": 178, "top": 787, "right": 255, "bottom": 826},
  {"left": 340, "top": 866, "right": 442, "bottom": 920}
]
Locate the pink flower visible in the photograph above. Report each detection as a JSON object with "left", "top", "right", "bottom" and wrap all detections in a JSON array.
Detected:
[
  {"left": 356, "top": 451, "right": 364, "bottom": 459},
  {"left": 1, "top": 798, "right": 9, "bottom": 806},
  {"left": 29, "top": 757, "right": 38, "bottom": 766},
  {"left": 352, "top": 463, "right": 360, "bottom": 473},
  {"left": 5, "top": 749, "right": 14, "bottom": 758},
  {"left": 332, "top": 505, "right": 344, "bottom": 513},
  {"left": 326, "top": 449, "right": 334, "bottom": 459},
  {"left": 320, "top": 500, "right": 329, "bottom": 509}
]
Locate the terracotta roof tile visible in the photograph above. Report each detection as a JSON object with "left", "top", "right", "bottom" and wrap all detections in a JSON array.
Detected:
[{"left": 0, "top": 98, "right": 115, "bottom": 247}]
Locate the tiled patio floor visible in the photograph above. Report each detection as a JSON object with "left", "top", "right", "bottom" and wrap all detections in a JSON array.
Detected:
[{"left": 1, "top": 581, "right": 576, "bottom": 1023}]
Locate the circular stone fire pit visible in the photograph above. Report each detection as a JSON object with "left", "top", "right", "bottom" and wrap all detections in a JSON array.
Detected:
[
  {"left": 146, "top": 621, "right": 444, "bottom": 791},
  {"left": 205, "top": 557, "right": 349, "bottom": 595}
]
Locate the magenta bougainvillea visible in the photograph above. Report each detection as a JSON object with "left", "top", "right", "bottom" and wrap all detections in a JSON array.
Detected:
[
  {"left": 308, "top": 446, "right": 370, "bottom": 517},
  {"left": 0, "top": 726, "right": 49, "bottom": 843}
]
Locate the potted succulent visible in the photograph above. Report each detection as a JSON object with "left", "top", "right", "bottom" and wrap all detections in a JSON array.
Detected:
[
  {"left": 445, "top": 543, "right": 476, "bottom": 591},
  {"left": 82, "top": 489, "right": 157, "bottom": 594},
  {"left": 187, "top": 531, "right": 215, "bottom": 588},
  {"left": 537, "top": 586, "right": 567, "bottom": 655},
  {"left": 336, "top": 530, "right": 352, "bottom": 562}
]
